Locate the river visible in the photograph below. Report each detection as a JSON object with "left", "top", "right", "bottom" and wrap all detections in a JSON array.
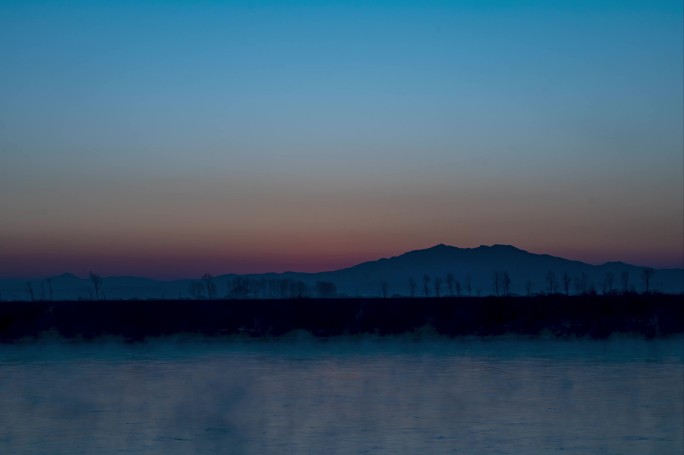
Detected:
[{"left": 1, "top": 336, "right": 682, "bottom": 454}]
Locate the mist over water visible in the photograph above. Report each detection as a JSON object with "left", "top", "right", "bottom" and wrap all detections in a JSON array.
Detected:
[{"left": 1, "top": 336, "right": 682, "bottom": 454}]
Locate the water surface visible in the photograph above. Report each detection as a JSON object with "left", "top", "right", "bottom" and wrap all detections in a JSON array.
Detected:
[{"left": 1, "top": 336, "right": 682, "bottom": 454}]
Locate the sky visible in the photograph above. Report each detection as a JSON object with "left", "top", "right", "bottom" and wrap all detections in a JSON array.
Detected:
[{"left": 1, "top": 0, "right": 682, "bottom": 278}]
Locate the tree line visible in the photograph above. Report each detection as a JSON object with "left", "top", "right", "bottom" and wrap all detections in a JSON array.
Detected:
[
  {"left": 187, "top": 275, "right": 337, "bottom": 300},
  {"left": 387, "top": 268, "right": 658, "bottom": 298},
  {"left": 14, "top": 267, "right": 660, "bottom": 301}
]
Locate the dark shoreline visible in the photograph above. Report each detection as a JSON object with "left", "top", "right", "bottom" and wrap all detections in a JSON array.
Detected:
[{"left": 0, "top": 295, "right": 682, "bottom": 342}]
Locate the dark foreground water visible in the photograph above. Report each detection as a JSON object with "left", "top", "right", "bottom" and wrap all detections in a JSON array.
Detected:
[{"left": 0, "top": 336, "right": 682, "bottom": 454}]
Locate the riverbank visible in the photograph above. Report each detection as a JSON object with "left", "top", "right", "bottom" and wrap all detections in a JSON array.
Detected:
[{"left": 0, "top": 295, "right": 681, "bottom": 342}]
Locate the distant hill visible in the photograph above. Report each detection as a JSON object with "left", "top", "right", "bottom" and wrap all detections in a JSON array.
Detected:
[
  {"left": 1, "top": 244, "right": 682, "bottom": 300},
  {"left": 314, "top": 244, "right": 683, "bottom": 297}
]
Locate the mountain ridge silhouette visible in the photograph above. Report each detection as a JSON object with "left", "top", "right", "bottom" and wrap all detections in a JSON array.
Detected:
[{"left": 1, "top": 244, "right": 682, "bottom": 299}]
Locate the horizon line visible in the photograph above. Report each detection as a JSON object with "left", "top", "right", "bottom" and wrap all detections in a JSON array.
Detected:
[{"left": 3, "top": 243, "right": 682, "bottom": 281}]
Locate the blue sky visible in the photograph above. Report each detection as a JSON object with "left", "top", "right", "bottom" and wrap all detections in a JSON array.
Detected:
[{"left": 1, "top": 0, "right": 682, "bottom": 277}]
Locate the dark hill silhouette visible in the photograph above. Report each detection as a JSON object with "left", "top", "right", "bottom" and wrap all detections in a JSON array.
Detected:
[
  {"left": 1, "top": 244, "right": 682, "bottom": 300},
  {"left": 316, "top": 244, "right": 682, "bottom": 297}
]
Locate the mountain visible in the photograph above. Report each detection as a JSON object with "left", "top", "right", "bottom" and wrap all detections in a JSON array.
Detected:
[
  {"left": 1, "top": 244, "right": 682, "bottom": 300},
  {"left": 315, "top": 244, "right": 683, "bottom": 297}
]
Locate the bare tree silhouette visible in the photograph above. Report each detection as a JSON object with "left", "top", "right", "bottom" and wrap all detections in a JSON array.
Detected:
[
  {"left": 89, "top": 272, "right": 103, "bottom": 301},
  {"left": 502, "top": 271, "right": 511, "bottom": 296},
  {"left": 380, "top": 281, "right": 388, "bottom": 298},
  {"left": 620, "top": 271, "right": 630, "bottom": 294},
  {"left": 455, "top": 279, "right": 462, "bottom": 297},
  {"left": 423, "top": 275, "right": 431, "bottom": 297},
  {"left": 641, "top": 267, "right": 655, "bottom": 294},
  {"left": 587, "top": 280, "right": 597, "bottom": 295},
  {"left": 574, "top": 273, "right": 588, "bottom": 295},
  {"left": 230, "top": 277, "right": 250, "bottom": 299},
  {"left": 603, "top": 272, "right": 615, "bottom": 295},
  {"left": 408, "top": 277, "right": 416, "bottom": 298},
  {"left": 465, "top": 275, "right": 472, "bottom": 296},
  {"left": 545, "top": 271, "right": 557, "bottom": 295},
  {"left": 493, "top": 271, "right": 501, "bottom": 297},
  {"left": 202, "top": 274, "right": 216, "bottom": 299},
  {"left": 434, "top": 276, "right": 442, "bottom": 297},
  {"left": 446, "top": 273, "right": 455, "bottom": 296},
  {"left": 562, "top": 273, "right": 571, "bottom": 296},
  {"left": 26, "top": 282, "right": 34, "bottom": 301}
]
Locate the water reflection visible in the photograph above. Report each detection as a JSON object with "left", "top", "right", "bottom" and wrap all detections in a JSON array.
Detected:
[{"left": 1, "top": 336, "right": 682, "bottom": 454}]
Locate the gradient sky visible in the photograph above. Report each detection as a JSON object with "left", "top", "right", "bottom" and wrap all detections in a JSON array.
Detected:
[{"left": 1, "top": 0, "right": 683, "bottom": 278}]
